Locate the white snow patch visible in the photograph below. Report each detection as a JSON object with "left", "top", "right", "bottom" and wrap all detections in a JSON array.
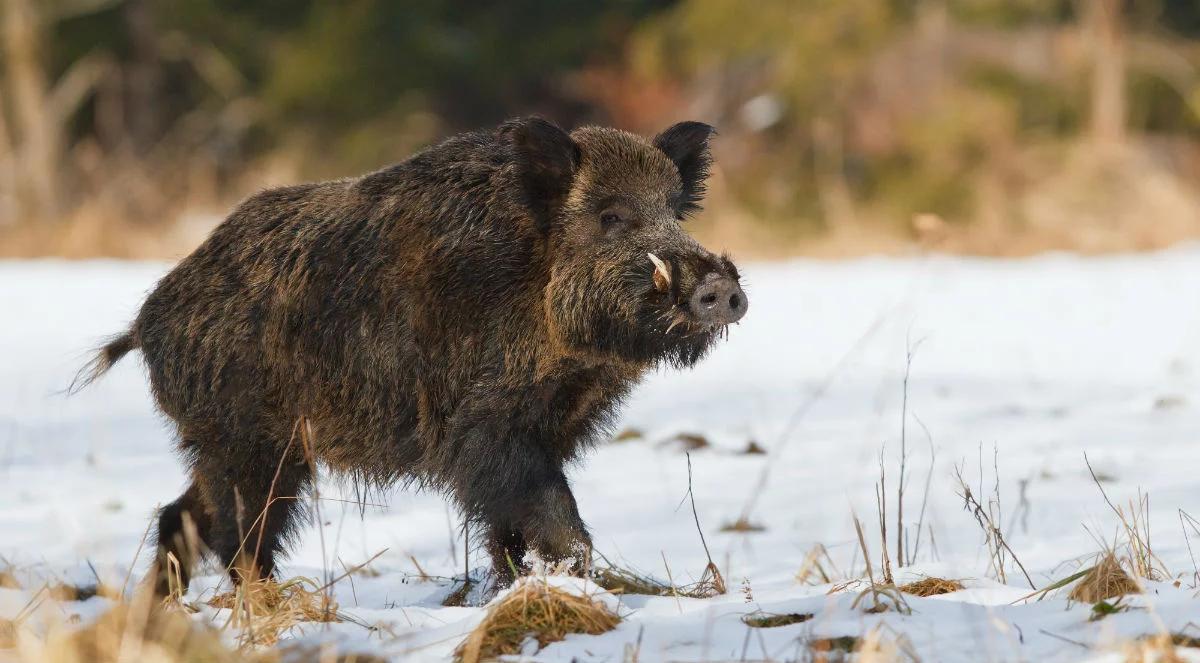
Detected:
[{"left": 3, "top": 249, "right": 1200, "bottom": 661}]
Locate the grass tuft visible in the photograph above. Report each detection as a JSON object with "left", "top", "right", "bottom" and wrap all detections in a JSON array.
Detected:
[
  {"left": 719, "top": 517, "right": 766, "bottom": 533},
  {"left": 742, "top": 612, "right": 813, "bottom": 628},
  {"left": 1123, "top": 633, "right": 1191, "bottom": 663},
  {"left": 1, "top": 619, "right": 15, "bottom": 648},
  {"left": 15, "top": 593, "right": 255, "bottom": 663},
  {"left": 0, "top": 570, "right": 20, "bottom": 589},
  {"left": 591, "top": 561, "right": 723, "bottom": 599},
  {"left": 207, "top": 577, "right": 340, "bottom": 648},
  {"left": 1067, "top": 552, "right": 1140, "bottom": 603},
  {"left": 612, "top": 428, "right": 644, "bottom": 442},
  {"left": 740, "top": 441, "right": 767, "bottom": 455},
  {"left": 454, "top": 578, "right": 619, "bottom": 663},
  {"left": 898, "top": 576, "right": 965, "bottom": 597},
  {"left": 658, "top": 433, "right": 710, "bottom": 452}
]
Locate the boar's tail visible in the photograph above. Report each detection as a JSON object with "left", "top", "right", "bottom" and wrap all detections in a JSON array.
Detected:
[{"left": 69, "top": 331, "right": 139, "bottom": 394}]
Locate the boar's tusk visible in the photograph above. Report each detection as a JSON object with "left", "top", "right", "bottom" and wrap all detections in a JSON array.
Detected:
[{"left": 647, "top": 253, "right": 671, "bottom": 292}]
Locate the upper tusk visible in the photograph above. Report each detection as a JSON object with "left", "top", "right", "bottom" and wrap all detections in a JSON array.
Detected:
[{"left": 647, "top": 253, "right": 671, "bottom": 292}]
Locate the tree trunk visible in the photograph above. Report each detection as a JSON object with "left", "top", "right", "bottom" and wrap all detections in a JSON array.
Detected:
[
  {"left": 122, "top": 0, "right": 163, "bottom": 153},
  {"left": 1086, "top": 0, "right": 1127, "bottom": 147},
  {"left": 4, "top": 0, "right": 63, "bottom": 223}
]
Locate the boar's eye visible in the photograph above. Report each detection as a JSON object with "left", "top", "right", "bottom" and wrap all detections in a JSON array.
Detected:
[{"left": 600, "top": 211, "right": 624, "bottom": 230}]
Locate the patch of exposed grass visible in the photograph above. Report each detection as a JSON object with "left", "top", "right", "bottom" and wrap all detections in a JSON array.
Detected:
[
  {"left": 1124, "top": 633, "right": 1193, "bottom": 663},
  {"left": 1, "top": 618, "right": 16, "bottom": 648},
  {"left": 0, "top": 570, "right": 20, "bottom": 589},
  {"left": 207, "top": 577, "right": 340, "bottom": 648},
  {"left": 898, "top": 577, "right": 965, "bottom": 597},
  {"left": 795, "top": 544, "right": 843, "bottom": 586},
  {"left": 1088, "top": 597, "right": 1133, "bottom": 621},
  {"left": 742, "top": 611, "right": 813, "bottom": 628},
  {"left": 441, "top": 580, "right": 473, "bottom": 607},
  {"left": 658, "top": 432, "right": 710, "bottom": 452},
  {"left": 47, "top": 582, "right": 119, "bottom": 602},
  {"left": 591, "top": 562, "right": 723, "bottom": 599},
  {"left": 720, "top": 517, "right": 766, "bottom": 533},
  {"left": 612, "top": 428, "right": 644, "bottom": 442},
  {"left": 1171, "top": 634, "right": 1200, "bottom": 648},
  {"left": 592, "top": 566, "right": 672, "bottom": 596},
  {"left": 1068, "top": 552, "right": 1141, "bottom": 603},
  {"left": 811, "top": 635, "right": 861, "bottom": 653},
  {"left": 740, "top": 440, "right": 767, "bottom": 455},
  {"left": 454, "top": 578, "right": 619, "bottom": 663},
  {"left": 15, "top": 593, "right": 255, "bottom": 663}
]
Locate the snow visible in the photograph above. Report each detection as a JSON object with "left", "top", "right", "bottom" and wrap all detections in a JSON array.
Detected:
[{"left": 2, "top": 249, "right": 1200, "bottom": 661}]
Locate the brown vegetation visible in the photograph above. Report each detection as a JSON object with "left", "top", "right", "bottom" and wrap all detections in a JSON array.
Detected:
[
  {"left": 898, "top": 577, "right": 965, "bottom": 597},
  {"left": 1068, "top": 552, "right": 1142, "bottom": 603},
  {"left": 454, "top": 578, "right": 619, "bottom": 663},
  {"left": 206, "top": 577, "right": 340, "bottom": 648}
]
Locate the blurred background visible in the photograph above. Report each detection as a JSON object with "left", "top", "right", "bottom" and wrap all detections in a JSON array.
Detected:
[{"left": 2, "top": 0, "right": 1200, "bottom": 259}]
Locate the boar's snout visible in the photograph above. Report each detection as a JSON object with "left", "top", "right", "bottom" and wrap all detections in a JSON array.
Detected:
[{"left": 689, "top": 272, "right": 747, "bottom": 325}]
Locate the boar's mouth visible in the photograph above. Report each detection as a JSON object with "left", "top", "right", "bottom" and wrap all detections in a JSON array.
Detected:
[{"left": 644, "top": 252, "right": 744, "bottom": 341}]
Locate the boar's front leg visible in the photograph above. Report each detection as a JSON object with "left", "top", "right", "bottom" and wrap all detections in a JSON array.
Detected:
[{"left": 445, "top": 408, "right": 592, "bottom": 584}]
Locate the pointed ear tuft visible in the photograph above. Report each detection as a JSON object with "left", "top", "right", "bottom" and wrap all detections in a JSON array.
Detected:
[
  {"left": 499, "top": 116, "right": 579, "bottom": 232},
  {"left": 653, "top": 121, "right": 716, "bottom": 218}
]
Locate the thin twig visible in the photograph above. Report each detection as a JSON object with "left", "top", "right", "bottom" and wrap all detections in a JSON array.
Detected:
[
  {"left": 316, "top": 549, "right": 388, "bottom": 594},
  {"left": 684, "top": 452, "right": 725, "bottom": 594},
  {"left": 909, "top": 413, "right": 936, "bottom": 564}
]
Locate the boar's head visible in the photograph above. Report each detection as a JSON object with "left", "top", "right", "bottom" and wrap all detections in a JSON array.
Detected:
[{"left": 502, "top": 117, "right": 747, "bottom": 368}]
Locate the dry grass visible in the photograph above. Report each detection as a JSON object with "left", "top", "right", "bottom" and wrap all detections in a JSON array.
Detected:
[
  {"left": 845, "top": 514, "right": 911, "bottom": 615},
  {"left": 803, "top": 631, "right": 918, "bottom": 663},
  {"left": 898, "top": 576, "right": 965, "bottom": 597},
  {"left": 591, "top": 561, "right": 723, "bottom": 600},
  {"left": 47, "top": 582, "right": 120, "bottom": 602},
  {"left": 741, "top": 611, "right": 813, "bottom": 628},
  {"left": 719, "top": 517, "right": 766, "bottom": 533},
  {"left": 207, "top": 577, "right": 340, "bottom": 648},
  {"left": 740, "top": 440, "right": 767, "bottom": 455},
  {"left": 453, "top": 578, "right": 619, "bottom": 663},
  {"left": 0, "top": 569, "right": 20, "bottom": 589},
  {"left": 1085, "top": 456, "right": 1170, "bottom": 583},
  {"left": 657, "top": 432, "right": 710, "bottom": 452},
  {"left": 1068, "top": 552, "right": 1141, "bottom": 603},
  {"left": 612, "top": 428, "right": 644, "bottom": 442},
  {"left": 953, "top": 459, "right": 1035, "bottom": 589},
  {"left": 591, "top": 566, "right": 673, "bottom": 597},
  {"left": 11, "top": 596, "right": 380, "bottom": 663},
  {"left": 2, "top": 618, "right": 16, "bottom": 648},
  {"left": 795, "top": 543, "right": 843, "bottom": 586},
  {"left": 1122, "top": 634, "right": 1192, "bottom": 663},
  {"left": 808, "top": 636, "right": 861, "bottom": 657},
  {"left": 13, "top": 592, "right": 257, "bottom": 663},
  {"left": 854, "top": 626, "right": 919, "bottom": 663}
]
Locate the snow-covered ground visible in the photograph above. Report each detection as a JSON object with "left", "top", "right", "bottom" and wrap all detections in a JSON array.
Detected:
[{"left": 2, "top": 249, "right": 1200, "bottom": 661}]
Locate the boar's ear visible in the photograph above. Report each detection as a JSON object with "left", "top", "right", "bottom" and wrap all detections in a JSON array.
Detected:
[
  {"left": 500, "top": 116, "right": 580, "bottom": 233},
  {"left": 653, "top": 121, "right": 716, "bottom": 219}
]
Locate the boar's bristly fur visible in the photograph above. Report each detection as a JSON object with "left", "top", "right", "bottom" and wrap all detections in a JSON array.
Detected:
[{"left": 75, "top": 117, "right": 747, "bottom": 594}]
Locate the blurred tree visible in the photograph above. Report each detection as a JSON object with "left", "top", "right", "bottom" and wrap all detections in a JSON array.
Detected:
[{"left": 3, "top": 0, "right": 1200, "bottom": 254}]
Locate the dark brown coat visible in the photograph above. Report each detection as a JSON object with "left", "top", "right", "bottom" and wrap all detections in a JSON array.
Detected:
[{"left": 76, "top": 117, "right": 747, "bottom": 593}]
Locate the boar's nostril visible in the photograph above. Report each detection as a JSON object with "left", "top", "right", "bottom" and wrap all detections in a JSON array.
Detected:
[{"left": 689, "top": 274, "right": 747, "bottom": 326}]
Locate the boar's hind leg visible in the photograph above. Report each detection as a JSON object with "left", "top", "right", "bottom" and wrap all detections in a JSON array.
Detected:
[
  {"left": 194, "top": 439, "right": 311, "bottom": 586},
  {"left": 150, "top": 481, "right": 212, "bottom": 596}
]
